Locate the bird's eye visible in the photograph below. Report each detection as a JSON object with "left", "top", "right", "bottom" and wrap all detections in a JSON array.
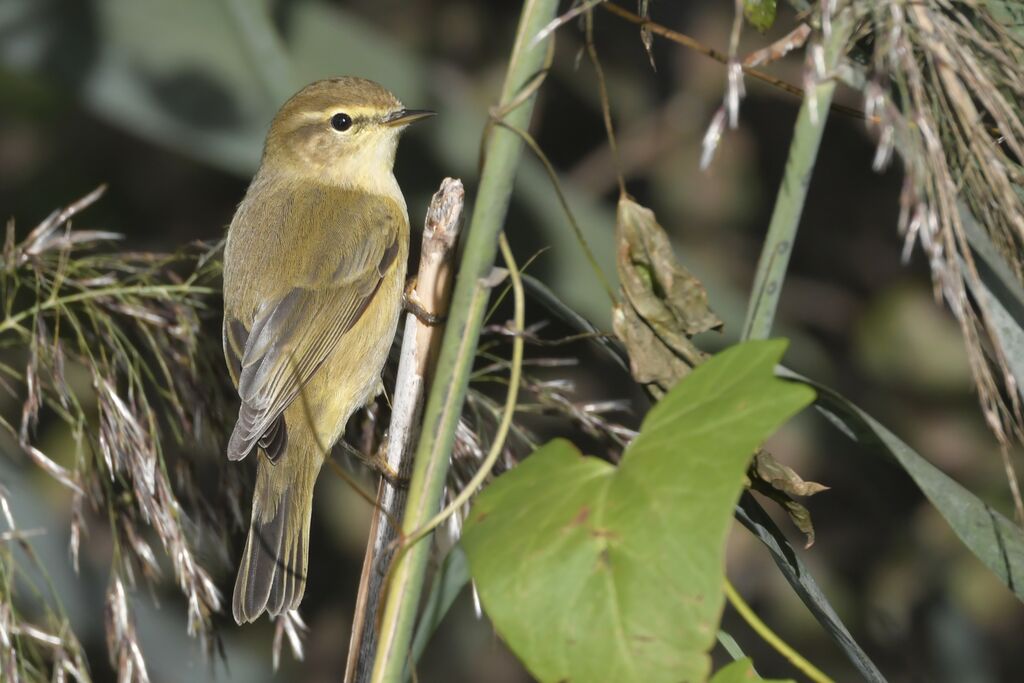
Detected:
[{"left": 330, "top": 113, "right": 353, "bottom": 132}]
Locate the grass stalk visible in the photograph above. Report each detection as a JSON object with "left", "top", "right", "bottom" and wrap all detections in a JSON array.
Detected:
[
  {"left": 724, "top": 579, "right": 834, "bottom": 683},
  {"left": 368, "top": 1, "right": 560, "bottom": 680},
  {"left": 741, "top": 11, "right": 853, "bottom": 340}
]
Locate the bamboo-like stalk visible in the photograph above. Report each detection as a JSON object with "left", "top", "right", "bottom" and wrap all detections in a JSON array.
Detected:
[
  {"left": 741, "top": 10, "right": 853, "bottom": 340},
  {"left": 368, "top": 1, "right": 560, "bottom": 680},
  {"left": 344, "top": 179, "right": 465, "bottom": 682}
]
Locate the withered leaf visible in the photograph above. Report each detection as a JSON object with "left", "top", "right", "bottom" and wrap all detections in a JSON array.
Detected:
[
  {"left": 612, "top": 302, "right": 691, "bottom": 397},
  {"left": 749, "top": 449, "right": 829, "bottom": 547},
  {"left": 749, "top": 476, "right": 819, "bottom": 549},
  {"left": 751, "top": 449, "right": 829, "bottom": 498},
  {"left": 612, "top": 195, "right": 825, "bottom": 543},
  {"left": 613, "top": 196, "right": 721, "bottom": 396}
]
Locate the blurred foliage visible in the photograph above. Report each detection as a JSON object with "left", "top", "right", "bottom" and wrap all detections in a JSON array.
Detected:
[
  {"left": 743, "top": 0, "right": 778, "bottom": 33},
  {"left": 710, "top": 657, "right": 789, "bottom": 683},
  {"left": 855, "top": 283, "right": 972, "bottom": 393}
]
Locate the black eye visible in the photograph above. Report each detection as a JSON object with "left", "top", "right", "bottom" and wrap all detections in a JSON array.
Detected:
[{"left": 330, "top": 112, "right": 353, "bottom": 132}]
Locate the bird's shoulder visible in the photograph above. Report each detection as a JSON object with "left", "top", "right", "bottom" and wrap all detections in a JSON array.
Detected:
[
  {"left": 224, "top": 174, "right": 408, "bottom": 316},
  {"left": 228, "top": 174, "right": 407, "bottom": 244}
]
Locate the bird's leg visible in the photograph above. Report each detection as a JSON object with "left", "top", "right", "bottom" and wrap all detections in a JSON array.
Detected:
[
  {"left": 335, "top": 436, "right": 409, "bottom": 488},
  {"left": 403, "top": 277, "right": 446, "bottom": 326},
  {"left": 353, "top": 391, "right": 408, "bottom": 488},
  {"left": 366, "top": 435, "right": 409, "bottom": 489}
]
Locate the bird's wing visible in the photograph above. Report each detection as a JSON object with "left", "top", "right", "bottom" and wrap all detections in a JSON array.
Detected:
[{"left": 224, "top": 201, "right": 402, "bottom": 463}]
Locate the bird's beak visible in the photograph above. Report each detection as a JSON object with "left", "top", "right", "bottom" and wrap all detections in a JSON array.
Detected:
[{"left": 383, "top": 108, "right": 436, "bottom": 127}]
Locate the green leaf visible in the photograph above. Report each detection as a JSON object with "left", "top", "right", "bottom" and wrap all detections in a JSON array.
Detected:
[
  {"left": 462, "top": 340, "right": 814, "bottom": 683},
  {"left": 781, "top": 369, "right": 1024, "bottom": 602},
  {"left": 743, "top": 0, "right": 777, "bottom": 32},
  {"left": 709, "top": 658, "right": 792, "bottom": 683},
  {"left": 967, "top": 272, "right": 1024, "bottom": 406},
  {"left": 518, "top": 272, "right": 884, "bottom": 680},
  {"left": 961, "top": 204, "right": 1024, "bottom": 405}
]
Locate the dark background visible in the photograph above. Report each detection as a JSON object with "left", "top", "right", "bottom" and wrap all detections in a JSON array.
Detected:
[{"left": 1, "top": 1, "right": 1021, "bottom": 681}]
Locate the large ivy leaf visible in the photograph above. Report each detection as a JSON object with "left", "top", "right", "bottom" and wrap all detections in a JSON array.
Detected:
[
  {"left": 497, "top": 250, "right": 881, "bottom": 680},
  {"left": 415, "top": 279, "right": 881, "bottom": 680},
  {"left": 462, "top": 340, "right": 814, "bottom": 683}
]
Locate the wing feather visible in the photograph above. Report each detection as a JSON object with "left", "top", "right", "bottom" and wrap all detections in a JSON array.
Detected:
[{"left": 224, "top": 198, "right": 402, "bottom": 462}]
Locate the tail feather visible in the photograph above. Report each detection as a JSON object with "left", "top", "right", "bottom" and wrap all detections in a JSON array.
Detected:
[
  {"left": 267, "top": 508, "right": 308, "bottom": 616},
  {"left": 232, "top": 465, "right": 314, "bottom": 624}
]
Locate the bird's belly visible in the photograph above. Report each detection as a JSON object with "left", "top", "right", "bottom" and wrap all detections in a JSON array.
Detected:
[{"left": 283, "top": 269, "right": 404, "bottom": 456}]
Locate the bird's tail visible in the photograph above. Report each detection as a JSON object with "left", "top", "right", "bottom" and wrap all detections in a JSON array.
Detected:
[{"left": 232, "top": 435, "right": 320, "bottom": 624}]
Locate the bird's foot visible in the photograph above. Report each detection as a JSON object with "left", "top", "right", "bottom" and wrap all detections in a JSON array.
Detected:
[
  {"left": 367, "top": 439, "right": 409, "bottom": 489},
  {"left": 403, "top": 277, "right": 446, "bottom": 326}
]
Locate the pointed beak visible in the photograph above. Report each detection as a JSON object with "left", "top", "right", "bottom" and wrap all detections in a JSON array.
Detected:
[{"left": 383, "top": 108, "right": 436, "bottom": 127}]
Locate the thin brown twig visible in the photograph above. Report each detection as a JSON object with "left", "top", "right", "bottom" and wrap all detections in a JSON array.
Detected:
[
  {"left": 584, "top": 10, "right": 626, "bottom": 198},
  {"left": 344, "top": 178, "right": 465, "bottom": 682},
  {"left": 493, "top": 118, "right": 617, "bottom": 303},
  {"left": 600, "top": 1, "right": 866, "bottom": 122}
]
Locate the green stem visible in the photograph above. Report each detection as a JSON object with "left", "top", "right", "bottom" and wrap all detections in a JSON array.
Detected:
[
  {"left": 725, "top": 579, "right": 834, "bottom": 683},
  {"left": 741, "top": 12, "right": 852, "bottom": 340},
  {"left": 368, "top": 1, "right": 560, "bottom": 680},
  {"left": 403, "top": 233, "right": 524, "bottom": 547},
  {"left": 495, "top": 120, "right": 617, "bottom": 303}
]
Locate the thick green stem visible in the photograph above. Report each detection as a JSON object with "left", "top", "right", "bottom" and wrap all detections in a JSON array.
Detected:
[
  {"left": 741, "top": 12, "right": 852, "bottom": 340},
  {"left": 368, "top": 1, "right": 559, "bottom": 680}
]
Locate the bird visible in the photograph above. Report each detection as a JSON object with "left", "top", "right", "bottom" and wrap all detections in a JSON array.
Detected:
[{"left": 221, "top": 77, "right": 433, "bottom": 623}]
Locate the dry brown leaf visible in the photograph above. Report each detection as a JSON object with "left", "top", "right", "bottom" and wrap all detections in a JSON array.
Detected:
[
  {"left": 613, "top": 195, "right": 825, "bottom": 543},
  {"left": 613, "top": 196, "right": 721, "bottom": 396}
]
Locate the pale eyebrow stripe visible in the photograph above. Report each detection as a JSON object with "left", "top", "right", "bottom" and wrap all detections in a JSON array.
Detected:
[{"left": 293, "top": 106, "right": 391, "bottom": 127}]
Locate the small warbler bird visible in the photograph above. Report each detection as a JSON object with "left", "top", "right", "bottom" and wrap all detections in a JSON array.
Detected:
[{"left": 222, "top": 77, "right": 433, "bottom": 623}]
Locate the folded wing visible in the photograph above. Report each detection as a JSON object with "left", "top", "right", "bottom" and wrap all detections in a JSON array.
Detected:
[{"left": 224, "top": 230, "right": 399, "bottom": 462}]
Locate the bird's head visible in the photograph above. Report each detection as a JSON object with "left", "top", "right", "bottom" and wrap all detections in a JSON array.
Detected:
[{"left": 263, "top": 77, "right": 433, "bottom": 188}]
